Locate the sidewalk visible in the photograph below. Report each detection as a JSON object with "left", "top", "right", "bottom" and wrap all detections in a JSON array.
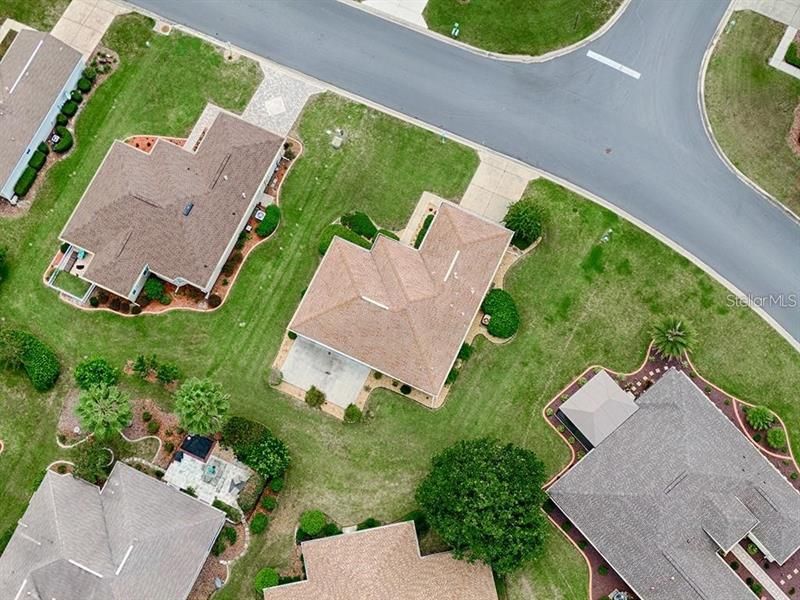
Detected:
[
  {"left": 736, "top": 0, "right": 800, "bottom": 27},
  {"left": 731, "top": 544, "right": 791, "bottom": 600},
  {"left": 460, "top": 151, "right": 538, "bottom": 222}
]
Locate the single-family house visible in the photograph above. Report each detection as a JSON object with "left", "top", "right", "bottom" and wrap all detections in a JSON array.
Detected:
[{"left": 0, "top": 30, "right": 83, "bottom": 202}]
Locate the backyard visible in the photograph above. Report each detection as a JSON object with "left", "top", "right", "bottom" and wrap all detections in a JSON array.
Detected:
[
  {"left": 423, "top": 0, "right": 622, "bottom": 56},
  {"left": 705, "top": 10, "right": 800, "bottom": 215},
  {"left": 1, "top": 10, "right": 800, "bottom": 600}
]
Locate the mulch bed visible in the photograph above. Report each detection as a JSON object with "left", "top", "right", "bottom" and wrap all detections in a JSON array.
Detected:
[
  {"left": 124, "top": 135, "right": 185, "bottom": 152},
  {"left": 187, "top": 555, "right": 227, "bottom": 600},
  {"left": 122, "top": 397, "right": 182, "bottom": 468}
]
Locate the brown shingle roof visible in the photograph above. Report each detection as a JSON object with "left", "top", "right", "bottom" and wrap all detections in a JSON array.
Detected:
[
  {"left": 288, "top": 202, "right": 512, "bottom": 395},
  {"left": 0, "top": 30, "right": 82, "bottom": 188},
  {"left": 59, "top": 112, "right": 284, "bottom": 297},
  {"left": 263, "top": 522, "right": 498, "bottom": 600}
]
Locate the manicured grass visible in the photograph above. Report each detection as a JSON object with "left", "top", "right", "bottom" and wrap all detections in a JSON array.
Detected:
[
  {"left": 51, "top": 270, "right": 91, "bottom": 298},
  {"left": 705, "top": 10, "right": 800, "bottom": 215},
  {"left": 0, "top": 0, "right": 70, "bottom": 31},
  {"left": 423, "top": 0, "right": 622, "bottom": 56}
]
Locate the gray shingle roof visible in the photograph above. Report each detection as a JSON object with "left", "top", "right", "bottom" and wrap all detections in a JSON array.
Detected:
[
  {"left": 0, "top": 462, "right": 224, "bottom": 600},
  {"left": 0, "top": 30, "right": 82, "bottom": 191},
  {"left": 548, "top": 369, "right": 800, "bottom": 600},
  {"left": 558, "top": 370, "right": 638, "bottom": 447}
]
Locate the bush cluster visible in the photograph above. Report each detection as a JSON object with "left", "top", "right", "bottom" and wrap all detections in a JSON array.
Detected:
[
  {"left": 56, "top": 113, "right": 68, "bottom": 127},
  {"left": 481, "top": 288, "right": 520, "bottom": 338},
  {"left": 221, "top": 250, "right": 243, "bottom": 276},
  {"left": 256, "top": 204, "right": 281, "bottom": 238},
  {"left": 318, "top": 224, "right": 372, "bottom": 255},
  {"left": 356, "top": 517, "right": 381, "bottom": 531},
  {"left": 221, "top": 416, "right": 291, "bottom": 480},
  {"left": 37, "top": 141, "right": 50, "bottom": 155},
  {"left": 414, "top": 214, "right": 434, "bottom": 249},
  {"left": 5, "top": 329, "right": 61, "bottom": 391},
  {"left": 341, "top": 211, "right": 378, "bottom": 240},
  {"left": 133, "top": 353, "right": 181, "bottom": 384},
  {"left": 14, "top": 167, "right": 38, "bottom": 197}
]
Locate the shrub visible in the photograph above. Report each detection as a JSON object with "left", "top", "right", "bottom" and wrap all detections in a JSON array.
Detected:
[
  {"left": 89, "top": 296, "right": 100, "bottom": 308},
  {"left": 237, "top": 473, "right": 266, "bottom": 513},
  {"left": 74, "top": 357, "right": 120, "bottom": 390},
  {"left": 747, "top": 405, "right": 775, "bottom": 431},
  {"left": 261, "top": 495, "right": 278, "bottom": 511},
  {"left": 344, "top": 403, "right": 362, "bottom": 423},
  {"left": 72, "top": 440, "right": 111, "bottom": 484},
  {"left": 458, "top": 342, "right": 473, "bottom": 361},
  {"left": 221, "top": 251, "right": 243, "bottom": 276},
  {"left": 791, "top": 471, "right": 799, "bottom": 480},
  {"left": 341, "top": 211, "right": 378, "bottom": 239},
  {"left": 222, "top": 416, "right": 269, "bottom": 452},
  {"left": 76, "top": 384, "right": 131, "bottom": 440},
  {"left": 250, "top": 512, "right": 269, "bottom": 534},
  {"left": 357, "top": 517, "right": 381, "bottom": 530},
  {"left": 37, "top": 141, "right": 50, "bottom": 155},
  {"left": 70, "top": 90, "right": 83, "bottom": 104},
  {"left": 156, "top": 362, "right": 181, "bottom": 384},
  {"left": 747, "top": 543, "right": 758, "bottom": 555},
  {"left": 300, "top": 510, "right": 326, "bottom": 536},
  {"left": 174, "top": 377, "right": 230, "bottom": 435},
  {"left": 254, "top": 568, "right": 279, "bottom": 592},
  {"left": 131, "top": 305, "right": 142, "bottom": 315},
  {"left": 53, "top": 127, "right": 73, "bottom": 153},
  {"left": 730, "top": 560, "right": 739, "bottom": 570},
  {"left": 184, "top": 487, "right": 196, "bottom": 497},
  {"left": 83, "top": 66, "right": 97, "bottom": 81},
  {"left": 318, "top": 223, "right": 372, "bottom": 255},
  {"left": 14, "top": 167, "right": 37, "bottom": 197},
  {"left": 10, "top": 330, "right": 61, "bottom": 391},
  {"left": 142, "top": 277, "right": 165, "bottom": 303},
  {"left": 305, "top": 385, "right": 325, "bottom": 408},
  {"left": 28, "top": 150, "right": 46, "bottom": 171},
  {"left": 109, "top": 297, "right": 121, "bottom": 311},
  {"left": 400, "top": 384, "right": 412, "bottom": 395},
  {"left": 211, "top": 536, "right": 226, "bottom": 556},
  {"left": 376, "top": 228, "right": 399, "bottom": 240},
  {"left": 321, "top": 522, "right": 341, "bottom": 537},
  {"left": 256, "top": 204, "right": 280, "bottom": 238},
  {"left": 208, "top": 294, "right": 222, "bottom": 308},
  {"left": 598, "top": 565, "right": 609, "bottom": 576},
  {"left": 164, "top": 441, "right": 175, "bottom": 453},
  {"left": 270, "top": 477, "right": 284, "bottom": 493},
  {"left": 414, "top": 214, "right": 434, "bottom": 249},
  {"left": 287, "top": 331, "right": 297, "bottom": 340},
  {"left": 56, "top": 113, "right": 68, "bottom": 126},
  {"left": 651, "top": 316, "right": 693, "bottom": 358},
  {"left": 445, "top": 368, "right": 459, "bottom": 385},
  {"left": 212, "top": 499, "right": 241, "bottom": 523},
  {"left": 268, "top": 367, "right": 282, "bottom": 386},
  {"left": 238, "top": 434, "right": 291, "bottom": 480},
  {"left": 146, "top": 420, "right": 160, "bottom": 435},
  {"left": 481, "top": 289, "right": 520, "bottom": 338},
  {"left": 787, "top": 42, "right": 800, "bottom": 68},
  {"left": 545, "top": 407, "right": 554, "bottom": 417},
  {"left": 223, "top": 525, "right": 238, "bottom": 545},
  {"left": 61, "top": 100, "right": 78, "bottom": 117},
  {"left": 503, "top": 198, "right": 543, "bottom": 249},
  {"left": 77, "top": 77, "right": 92, "bottom": 93},
  {"left": 401, "top": 509, "right": 430, "bottom": 537},
  {"left": 767, "top": 427, "right": 786, "bottom": 449}
]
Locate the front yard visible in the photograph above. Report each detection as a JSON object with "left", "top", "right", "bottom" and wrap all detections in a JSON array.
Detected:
[{"left": 1, "top": 10, "right": 800, "bottom": 600}]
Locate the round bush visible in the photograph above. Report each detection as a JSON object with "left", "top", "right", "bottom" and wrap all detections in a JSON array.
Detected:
[
  {"left": 254, "top": 567, "right": 279, "bottom": 592},
  {"left": 89, "top": 296, "right": 100, "bottom": 308},
  {"left": 56, "top": 113, "right": 68, "bottom": 127},
  {"left": 400, "top": 384, "right": 412, "bottom": 395},
  {"left": 503, "top": 197, "right": 543, "bottom": 249},
  {"left": 250, "top": 512, "right": 269, "bottom": 534},
  {"left": 746, "top": 405, "right": 775, "bottom": 431},
  {"left": 131, "top": 305, "right": 142, "bottom": 315},
  {"left": 300, "top": 510, "right": 326, "bottom": 536},
  {"left": 61, "top": 101, "right": 78, "bottom": 117},
  {"left": 269, "top": 477, "right": 284, "bottom": 493},
  {"left": 341, "top": 211, "right": 377, "bottom": 239},
  {"left": 53, "top": 127, "right": 73, "bottom": 153},
  {"left": 261, "top": 495, "right": 278, "bottom": 511},
  {"left": 37, "top": 141, "right": 50, "bottom": 155},
  {"left": 481, "top": 289, "right": 520, "bottom": 338},
  {"left": 767, "top": 427, "right": 786, "bottom": 449},
  {"left": 256, "top": 204, "right": 280, "bottom": 238},
  {"left": 77, "top": 77, "right": 92, "bottom": 93},
  {"left": 82, "top": 67, "right": 97, "bottom": 81},
  {"left": 344, "top": 403, "right": 362, "bottom": 423},
  {"left": 70, "top": 90, "right": 83, "bottom": 104},
  {"left": 208, "top": 294, "right": 222, "bottom": 308}
]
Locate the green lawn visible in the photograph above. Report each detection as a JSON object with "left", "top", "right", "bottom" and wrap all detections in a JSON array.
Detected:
[
  {"left": 0, "top": 0, "right": 70, "bottom": 31},
  {"left": 51, "top": 270, "right": 91, "bottom": 298},
  {"left": 705, "top": 10, "right": 800, "bottom": 215},
  {"left": 2, "top": 9, "right": 800, "bottom": 600},
  {"left": 423, "top": 0, "right": 622, "bottom": 56}
]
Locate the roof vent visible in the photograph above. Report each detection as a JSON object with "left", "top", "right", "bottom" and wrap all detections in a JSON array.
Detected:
[{"left": 183, "top": 202, "right": 194, "bottom": 216}]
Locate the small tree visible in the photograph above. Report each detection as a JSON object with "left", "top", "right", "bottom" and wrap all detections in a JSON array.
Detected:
[
  {"left": 767, "top": 427, "right": 786, "bottom": 449},
  {"left": 72, "top": 439, "right": 111, "bottom": 484},
  {"left": 747, "top": 405, "right": 775, "bottom": 431},
  {"left": 651, "top": 317, "right": 693, "bottom": 358},
  {"left": 238, "top": 434, "right": 290, "bottom": 480},
  {"left": 74, "top": 357, "right": 120, "bottom": 390},
  {"left": 416, "top": 438, "right": 548, "bottom": 574},
  {"left": 174, "top": 377, "right": 230, "bottom": 435},
  {"left": 254, "top": 567, "right": 279, "bottom": 592},
  {"left": 155, "top": 362, "right": 181, "bottom": 384},
  {"left": 503, "top": 198, "right": 543, "bottom": 249},
  {"left": 142, "top": 277, "right": 166, "bottom": 303},
  {"left": 344, "top": 403, "right": 362, "bottom": 423},
  {"left": 305, "top": 386, "right": 325, "bottom": 408},
  {"left": 75, "top": 384, "right": 132, "bottom": 440}
]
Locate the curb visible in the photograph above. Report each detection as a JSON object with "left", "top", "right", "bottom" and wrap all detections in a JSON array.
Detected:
[{"left": 335, "top": 0, "right": 632, "bottom": 64}]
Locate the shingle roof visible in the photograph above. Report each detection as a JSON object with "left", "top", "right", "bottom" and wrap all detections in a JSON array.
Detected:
[
  {"left": 59, "top": 112, "right": 284, "bottom": 297},
  {"left": 288, "top": 202, "right": 512, "bottom": 395},
  {"left": 0, "top": 30, "right": 82, "bottom": 190},
  {"left": 558, "top": 370, "right": 638, "bottom": 447},
  {"left": 263, "top": 521, "right": 498, "bottom": 600},
  {"left": 548, "top": 370, "right": 800, "bottom": 600},
  {"left": 0, "top": 462, "right": 224, "bottom": 600}
]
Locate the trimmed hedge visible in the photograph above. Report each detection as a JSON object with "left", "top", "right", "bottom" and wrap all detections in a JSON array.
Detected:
[
  {"left": 341, "top": 211, "right": 378, "bottom": 240},
  {"left": 77, "top": 77, "right": 92, "bottom": 93},
  {"left": 10, "top": 330, "right": 61, "bottom": 391},
  {"left": 61, "top": 100, "right": 78, "bottom": 117},
  {"left": 376, "top": 228, "right": 399, "bottom": 241},
  {"left": 28, "top": 150, "right": 46, "bottom": 171},
  {"left": 787, "top": 42, "right": 800, "bottom": 69},
  {"left": 70, "top": 90, "right": 83, "bottom": 104},
  {"left": 256, "top": 204, "right": 280, "bottom": 238},
  {"left": 481, "top": 288, "right": 520, "bottom": 338},
  {"left": 212, "top": 499, "right": 242, "bottom": 523},
  {"left": 37, "top": 141, "right": 50, "bottom": 155},
  {"left": 414, "top": 214, "right": 434, "bottom": 249},
  {"left": 237, "top": 472, "right": 266, "bottom": 513},
  {"left": 56, "top": 113, "right": 68, "bottom": 127},
  {"left": 14, "top": 167, "right": 37, "bottom": 197},
  {"left": 318, "top": 224, "right": 372, "bottom": 255},
  {"left": 53, "top": 127, "right": 73, "bottom": 153}
]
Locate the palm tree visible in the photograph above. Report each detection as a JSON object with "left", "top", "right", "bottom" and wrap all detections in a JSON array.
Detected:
[
  {"left": 174, "top": 377, "right": 230, "bottom": 435},
  {"left": 651, "top": 316, "right": 693, "bottom": 358},
  {"left": 75, "top": 384, "right": 132, "bottom": 440}
]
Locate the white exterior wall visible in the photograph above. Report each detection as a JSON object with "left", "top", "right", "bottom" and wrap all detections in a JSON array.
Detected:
[{"left": 0, "top": 58, "right": 84, "bottom": 201}]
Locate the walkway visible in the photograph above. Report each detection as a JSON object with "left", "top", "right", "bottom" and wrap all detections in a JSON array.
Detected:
[
  {"left": 51, "top": 0, "right": 125, "bottom": 58},
  {"left": 732, "top": 544, "right": 791, "bottom": 600}
]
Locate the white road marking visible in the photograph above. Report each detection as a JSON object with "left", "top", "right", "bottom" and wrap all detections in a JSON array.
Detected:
[{"left": 586, "top": 50, "right": 641, "bottom": 80}]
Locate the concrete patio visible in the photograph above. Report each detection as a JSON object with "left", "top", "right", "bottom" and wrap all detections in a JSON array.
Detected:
[{"left": 164, "top": 451, "right": 251, "bottom": 507}]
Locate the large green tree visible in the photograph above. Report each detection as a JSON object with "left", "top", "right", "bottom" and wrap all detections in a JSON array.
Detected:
[
  {"left": 75, "top": 384, "right": 132, "bottom": 440},
  {"left": 175, "top": 377, "right": 230, "bottom": 435},
  {"left": 416, "top": 438, "right": 548, "bottom": 574}
]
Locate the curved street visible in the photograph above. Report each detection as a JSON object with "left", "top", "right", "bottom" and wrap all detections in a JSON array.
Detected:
[{"left": 129, "top": 0, "right": 800, "bottom": 343}]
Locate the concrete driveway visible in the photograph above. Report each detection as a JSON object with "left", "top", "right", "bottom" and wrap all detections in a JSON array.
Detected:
[
  {"left": 282, "top": 337, "right": 370, "bottom": 409},
  {"left": 51, "top": 0, "right": 124, "bottom": 59}
]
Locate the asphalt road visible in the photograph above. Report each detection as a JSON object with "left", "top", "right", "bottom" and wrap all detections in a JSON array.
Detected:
[{"left": 130, "top": 0, "right": 800, "bottom": 343}]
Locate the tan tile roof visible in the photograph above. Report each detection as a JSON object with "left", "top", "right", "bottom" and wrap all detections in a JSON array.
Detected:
[
  {"left": 60, "top": 112, "right": 284, "bottom": 297},
  {"left": 0, "top": 30, "right": 82, "bottom": 188},
  {"left": 289, "top": 202, "right": 512, "bottom": 395},
  {"left": 263, "top": 522, "right": 498, "bottom": 600}
]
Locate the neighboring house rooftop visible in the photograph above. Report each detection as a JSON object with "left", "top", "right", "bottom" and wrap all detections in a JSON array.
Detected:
[
  {"left": 59, "top": 111, "right": 284, "bottom": 298},
  {"left": 0, "top": 461, "right": 225, "bottom": 600},
  {"left": 548, "top": 369, "right": 800, "bottom": 600},
  {"left": 0, "top": 30, "right": 82, "bottom": 189},
  {"left": 263, "top": 521, "right": 498, "bottom": 600},
  {"left": 558, "top": 369, "right": 638, "bottom": 447},
  {"left": 288, "top": 202, "right": 512, "bottom": 396}
]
